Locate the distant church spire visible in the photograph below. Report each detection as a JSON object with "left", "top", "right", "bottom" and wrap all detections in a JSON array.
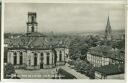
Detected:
[{"left": 105, "top": 16, "right": 112, "bottom": 41}]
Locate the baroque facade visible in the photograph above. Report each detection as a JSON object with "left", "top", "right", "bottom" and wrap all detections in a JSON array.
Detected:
[
  {"left": 87, "top": 45, "right": 124, "bottom": 67},
  {"left": 5, "top": 12, "right": 69, "bottom": 69}
]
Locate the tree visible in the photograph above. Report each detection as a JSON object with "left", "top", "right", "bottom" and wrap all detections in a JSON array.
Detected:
[
  {"left": 112, "top": 39, "right": 125, "bottom": 49},
  {"left": 4, "top": 63, "right": 15, "bottom": 79},
  {"left": 69, "top": 36, "right": 89, "bottom": 60},
  {"left": 73, "top": 60, "right": 95, "bottom": 78}
]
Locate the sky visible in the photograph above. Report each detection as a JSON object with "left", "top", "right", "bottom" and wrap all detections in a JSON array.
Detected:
[{"left": 4, "top": 3, "right": 125, "bottom": 33}]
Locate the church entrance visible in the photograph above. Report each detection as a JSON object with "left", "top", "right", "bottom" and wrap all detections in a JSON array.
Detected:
[{"left": 40, "top": 63, "right": 43, "bottom": 69}]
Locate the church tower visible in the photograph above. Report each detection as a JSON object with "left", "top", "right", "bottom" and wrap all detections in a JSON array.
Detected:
[
  {"left": 105, "top": 16, "right": 112, "bottom": 41},
  {"left": 27, "top": 12, "right": 38, "bottom": 34}
]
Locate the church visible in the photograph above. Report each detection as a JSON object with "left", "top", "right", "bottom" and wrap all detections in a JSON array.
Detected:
[
  {"left": 5, "top": 12, "right": 69, "bottom": 69},
  {"left": 87, "top": 16, "right": 124, "bottom": 68}
]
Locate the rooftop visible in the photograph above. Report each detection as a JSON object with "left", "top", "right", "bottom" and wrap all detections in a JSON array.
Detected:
[
  {"left": 5, "top": 32, "right": 69, "bottom": 49},
  {"left": 88, "top": 45, "right": 125, "bottom": 61},
  {"left": 95, "top": 63, "right": 124, "bottom": 75}
]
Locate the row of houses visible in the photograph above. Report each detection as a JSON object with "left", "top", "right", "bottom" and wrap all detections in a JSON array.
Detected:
[
  {"left": 86, "top": 45, "right": 124, "bottom": 79},
  {"left": 86, "top": 16, "right": 125, "bottom": 79}
]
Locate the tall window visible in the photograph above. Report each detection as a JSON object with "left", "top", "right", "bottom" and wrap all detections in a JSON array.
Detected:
[
  {"left": 14, "top": 52, "right": 17, "bottom": 65},
  {"left": 46, "top": 52, "right": 50, "bottom": 65},
  {"left": 20, "top": 52, "right": 23, "bottom": 65},
  {"left": 32, "top": 16, "right": 34, "bottom": 22},
  {"left": 41, "top": 53, "right": 43, "bottom": 56},
  {"left": 29, "top": 59, "right": 31, "bottom": 66},
  {"left": 34, "top": 53, "right": 37, "bottom": 66},
  {"left": 54, "top": 50, "right": 57, "bottom": 64},
  {"left": 59, "top": 51, "right": 62, "bottom": 61},
  {"left": 40, "top": 53, "right": 43, "bottom": 63},
  {"left": 47, "top": 55, "right": 50, "bottom": 65}
]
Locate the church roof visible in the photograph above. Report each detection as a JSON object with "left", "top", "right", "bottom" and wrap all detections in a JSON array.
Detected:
[
  {"left": 25, "top": 32, "right": 45, "bottom": 37},
  {"left": 5, "top": 32, "right": 69, "bottom": 50}
]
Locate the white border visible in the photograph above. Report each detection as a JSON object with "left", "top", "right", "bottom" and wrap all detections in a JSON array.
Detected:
[
  {"left": 1, "top": 0, "right": 4, "bottom": 81},
  {"left": 1, "top": 0, "right": 127, "bottom": 83},
  {"left": 4, "top": 0, "right": 127, "bottom": 4}
]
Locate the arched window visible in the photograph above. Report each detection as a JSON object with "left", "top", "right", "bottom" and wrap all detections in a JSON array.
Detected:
[
  {"left": 20, "top": 52, "right": 23, "bottom": 65},
  {"left": 47, "top": 55, "right": 50, "bottom": 65},
  {"left": 54, "top": 50, "right": 57, "bottom": 64},
  {"left": 34, "top": 53, "right": 37, "bottom": 66},
  {"left": 14, "top": 52, "right": 17, "bottom": 65},
  {"left": 59, "top": 51, "right": 62, "bottom": 61},
  {"left": 29, "top": 59, "right": 31, "bottom": 66},
  {"left": 41, "top": 53, "right": 43, "bottom": 56},
  {"left": 40, "top": 53, "right": 43, "bottom": 63}
]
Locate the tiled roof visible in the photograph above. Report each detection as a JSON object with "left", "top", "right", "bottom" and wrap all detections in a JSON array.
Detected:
[
  {"left": 90, "top": 45, "right": 113, "bottom": 52},
  {"left": 89, "top": 45, "right": 114, "bottom": 57},
  {"left": 5, "top": 32, "right": 69, "bottom": 49},
  {"left": 95, "top": 64, "right": 124, "bottom": 75},
  {"left": 88, "top": 45, "right": 124, "bottom": 61}
]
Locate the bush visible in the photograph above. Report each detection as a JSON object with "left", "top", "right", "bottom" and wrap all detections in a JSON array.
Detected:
[
  {"left": 4, "top": 63, "right": 15, "bottom": 79},
  {"left": 72, "top": 60, "right": 95, "bottom": 78}
]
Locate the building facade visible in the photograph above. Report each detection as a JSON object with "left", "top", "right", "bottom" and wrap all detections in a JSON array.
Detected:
[
  {"left": 7, "top": 47, "right": 68, "bottom": 69},
  {"left": 87, "top": 46, "right": 113, "bottom": 67},
  {"left": 86, "top": 16, "right": 124, "bottom": 67},
  {"left": 5, "top": 12, "right": 69, "bottom": 69}
]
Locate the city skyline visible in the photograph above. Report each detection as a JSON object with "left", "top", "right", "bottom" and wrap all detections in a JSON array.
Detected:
[{"left": 4, "top": 3, "right": 125, "bottom": 33}]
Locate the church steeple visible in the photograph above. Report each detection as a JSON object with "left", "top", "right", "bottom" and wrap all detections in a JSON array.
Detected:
[
  {"left": 27, "top": 12, "right": 38, "bottom": 34},
  {"left": 105, "top": 16, "right": 112, "bottom": 41}
]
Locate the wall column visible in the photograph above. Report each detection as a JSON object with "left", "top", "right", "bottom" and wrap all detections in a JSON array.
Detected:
[
  {"left": 43, "top": 52, "right": 46, "bottom": 64},
  {"left": 64, "top": 48, "right": 65, "bottom": 61},
  {"left": 57, "top": 50, "right": 59, "bottom": 61},
  {"left": 7, "top": 52, "right": 11, "bottom": 63},
  {"left": 62, "top": 50, "right": 64, "bottom": 61},
  {"left": 49, "top": 52, "right": 52, "bottom": 64},
  {"left": 17, "top": 52, "right": 20, "bottom": 65},
  {"left": 26, "top": 51, "right": 29, "bottom": 66},
  {"left": 11, "top": 52, "right": 14, "bottom": 65},
  {"left": 52, "top": 52, "right": 54, "bottom": 64},
  {"left": 22, "top": 51, "right": 26, "bottom": 64},
  {"left": 37, "top": 52, "right": 40, "bottom": 65},
  {"left": 31, "top": 53, "right": 34, "bottom": 66}
]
